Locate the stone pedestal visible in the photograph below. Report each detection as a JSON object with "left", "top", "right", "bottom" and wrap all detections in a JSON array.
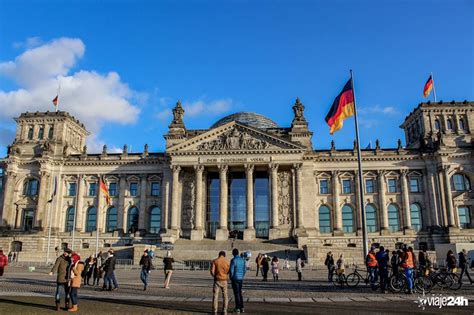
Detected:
[
  {"left": 380, "top": 228, "right": 390, "bottom": 236},
  {"left": 190, "top": 228, "right": 204, "bottom": 241},
  {"left": 403, "top": 227, "right": 414, "bottom": 235},
  {"left": 243, "top": 228, "right": 256, "bottom": 241},
  {"left": 160, "top": 228, "right": 179, "bottom": 243},
  {"left": 268, "top": 228, "right": 280, "bottom": 240},
  {"left": 215, "top": 228, "right": 228, "bottom": 241},
  {"left": 333, "top": 228, "right": 344, "bottom": 236}
]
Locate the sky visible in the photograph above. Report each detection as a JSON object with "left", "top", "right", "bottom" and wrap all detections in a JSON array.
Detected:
[{"left": 0, "top": 0, "right": 473, "bottom": 156}]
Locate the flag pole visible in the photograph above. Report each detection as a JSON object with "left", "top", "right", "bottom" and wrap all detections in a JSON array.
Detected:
[
  {"left": 56, "top": 82, "right": 61, "bottom": 112},
  {"left": 95, "top": 176, "right": 102, "bottom": 257},
  {"left": 45, "top": 176, "right": 55, "bottom": 264},
  {"left": 350, "top": 69, "right": 369, "bottom": 259},
  {"left": 431, "top": 72, "right": 437, "bottom": 102}
]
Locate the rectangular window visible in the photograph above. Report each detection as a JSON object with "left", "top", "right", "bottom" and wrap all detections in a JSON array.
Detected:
[
  {"left": 319, "top": 179, "right": 329, "bottom": 194},
  {"left": 38, "top": 126, "right": 44, "bottom": 140},
  {"left": 342, "top": 179, "right": 352, "bottom": 194},
  {"left": 388, "top": 179, "right": 397, "bottom": 193},
  {"left": 410, "top": 178, "right": 420, "bottom": 193},
  {"left": 130, "top": 182, "right": 138, "bottom": 197},
  {"left": 108, "top": 183, "right": 117, "bottom": 196},
  {"left": 88, "top": 183, "right": 97, "bottom": 196},
  {"left": 68, "top": 183, "right": 76, "bottom": 196},
  {"left": 365, "top": 179, "right": 375, "bottom": 194},
  {"left": 458, "top": 206, "right": 471, "bottom": 229},
  {"left": 48, "top": 125, "right": 54, "bottom": 139},
  {"left": 151, "top": 182, "right": 160, "bottom": 196},
  {"left": 27, "top": 126, "right": 34, "bottom": 140}
]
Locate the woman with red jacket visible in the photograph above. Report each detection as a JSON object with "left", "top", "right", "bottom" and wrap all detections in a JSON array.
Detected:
[{"left": 0, "top": 250, "right": 8, "bottom": 277}]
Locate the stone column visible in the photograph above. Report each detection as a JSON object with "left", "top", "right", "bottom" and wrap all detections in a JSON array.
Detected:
[
  {"left": 422, "top": 171, "right": 433, "bottom": 228},
  {"left": 355, "top": 172, "right": 363, "bottom": 235},
  {"left": 117, "top": 174, "right": 127, "bottom": 234},
  {"left": 269, "top": 163, "right": 280, "bottom": 239},
  {"left": 3, "top": 171, "right": 17, "bottom": 228},
  {"left": 138, "top": 174, "right": 147, "bottom": 233},
  {"left": 75, "top": 175, "right": 85, "bottom": 232},
  {"left": 295, "top": 164, "right": 304, "bottom": 229},
  {"left": 215, "top": 165, "right": 229, "bottom": 241},
  {"left": 170, "top": 165, "right": 181, "bottom": 230},
  {"left": 378, "top": 170, "right": 389, "bottom": 234},
  {"left": 35, "top": 170, "right": 50, "bottom": 230},
  {"left": 244, "top": 164, "right": 255, "bottom": 241},
  {"left": 332, "top": 170, "right": 343, "bottom": 235},
  {"left": 426, "top": 168, "right": 440, "bottom": 226},
  {"left": 401, "top": 170, "right": 413, "bottom": 233},
  {"left": 191, "top": 165, "right": 205, "bottom": 240},
  {"left": 161, "top": 169, "right": 170, "bottom": 233},
  {"left": 442, "top": 165, "right": 457, "bottom": 228}
]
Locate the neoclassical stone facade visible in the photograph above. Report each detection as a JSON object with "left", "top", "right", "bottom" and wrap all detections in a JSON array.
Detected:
[{"left": 0, "top": 99, "right": 473, "bottom": 260}]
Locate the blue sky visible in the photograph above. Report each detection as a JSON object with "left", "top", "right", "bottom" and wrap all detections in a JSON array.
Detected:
[{"left": 0, "top": 0, "right": 473, "bottom": 156}]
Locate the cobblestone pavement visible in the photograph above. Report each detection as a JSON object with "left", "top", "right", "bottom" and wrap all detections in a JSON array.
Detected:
[{"left": 1, "top": 267, "right": 474, "bottom": 314}]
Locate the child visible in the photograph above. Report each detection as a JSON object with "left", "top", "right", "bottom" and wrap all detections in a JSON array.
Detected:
[
  {"left": 271, "top": 256, "right": 279, "bottom": 282},
  {"left": 69, "top": 253, "right": 85, "bottom": 312}
]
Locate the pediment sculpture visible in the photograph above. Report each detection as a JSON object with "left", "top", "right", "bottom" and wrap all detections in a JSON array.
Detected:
[{"left": 197, "top": 127, "right": 270, "bottom": 151}]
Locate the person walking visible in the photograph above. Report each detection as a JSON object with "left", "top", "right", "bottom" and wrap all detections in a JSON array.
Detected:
[
  {"left": 271, "top": 256, "right": 279, "bottom": 282},
  {"left": 139, "top": 250, "right": 153, "bottom": 290},
  {"left": 324, "top": 252, "right": 335, "bottom": 283},
  {"left": 102, "top": 250, "right": 118, "bottom": 291},
  {"left": 459, "top": 249, "right": 473, "bottom": 284},
  {"left": 296, "top": 254, "right": 304, "bottom": 281},
  {"left": 68, "top": 253, "right": 85, "bottom": 312},
  {"left": 49, "top": 248, "right": 72, "bottom": 311},
  {"left": 230, "top": 248, "right": 246, "bottom": 314},
  {"left": 83, "top": 255, "right": 93, "bottom": 285},
  {"left": 163, "top": 251, "right": 174, "bottom": 289},
  {"left": 255, "top": 253, "right": 263, "bottom": 277},
  {"left": 376, "top": 246, "right": 389, "bottom": 293},
  {"left": 366, "top": 247, "right": 378, "bottom": 291},
  {"left": 446, "top": 250, "right": 457, "bottom": 272},
  {"left": 210, "top": 251, "right": 230, "bottom": 314},
  {"left": 92, "top": 258, "right": 102, "bottom": 286},
  {"left": 0, "top": 250, "right": 8, "bottom": 277},
  {"left": 400, "top": 246, "right": 415, "bottom": 294},
  {"left": 7, "top": 251, "right": 12, "bottom": 263},
  {"left": 261, "top": 255, "right": 269, "bottom": 282}
]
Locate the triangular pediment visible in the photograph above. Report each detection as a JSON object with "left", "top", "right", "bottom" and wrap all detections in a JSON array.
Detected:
[{"left": 167, "top": 121, "right": 305, "bottom": 153}]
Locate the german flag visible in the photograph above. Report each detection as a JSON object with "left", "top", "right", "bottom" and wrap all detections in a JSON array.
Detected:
[
  {"left": 423, "top": 75, "right": 433, "bottom": 98},
  {"left": 325, "top": 78, "right": 355, "bottom": 134},
  {"left": 52, "top": 95, "right": 59, "bottom": 107},
  {"left": 100, "top": 176, "right": 111, "bottom": 205}
]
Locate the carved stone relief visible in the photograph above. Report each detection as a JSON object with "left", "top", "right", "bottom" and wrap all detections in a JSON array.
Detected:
[
  {"left": 278, "top": 170, "right": 293, "bottom": 229},
  {"left": 197, "top": 127, "right": 270, "bottom": 151},
  {"left": 181, "top": 171, "right": 195, "bottom": 232}
]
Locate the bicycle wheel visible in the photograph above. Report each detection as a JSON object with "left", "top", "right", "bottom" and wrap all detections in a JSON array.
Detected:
[
  {"left": 440, "top": 273, "right": 454, "bottom": 289},
  {"left": 389, "top": 274, "right": 405, "bottom": 293},
  {"left": 448, "top": 274, "right": 462, "bottom": 291},
  {"left": 345, "top": 272, "right": 361, "bottom": 287},
  {"left": 414, "top": 276, "right": 432, "bottom": 294}
]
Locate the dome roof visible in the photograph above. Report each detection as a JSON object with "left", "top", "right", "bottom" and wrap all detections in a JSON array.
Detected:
[{"left": 211, "top": 112, "right": 278, "bottom": 129}]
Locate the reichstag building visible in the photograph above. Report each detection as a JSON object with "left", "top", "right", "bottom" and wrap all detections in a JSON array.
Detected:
[{"left": 0, "top": 99, "right": 473, "bottom": 262}]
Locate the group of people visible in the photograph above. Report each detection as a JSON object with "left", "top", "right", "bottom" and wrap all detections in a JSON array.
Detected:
[
  {"left": 49, "top": 248, "right": 119, "bottom": 312},
  {"left": 255, "top": 253, "right": 281, "bottom": 282},
  {"left": 138, "top": 249, "right": 174, "bottom": 290}
]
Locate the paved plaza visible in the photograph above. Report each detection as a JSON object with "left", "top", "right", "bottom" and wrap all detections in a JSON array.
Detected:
[{"left": 1, "top": 266, "right": 474, "bottom": 314}]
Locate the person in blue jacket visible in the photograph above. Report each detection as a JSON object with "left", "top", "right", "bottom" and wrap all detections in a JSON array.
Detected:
[{"left": 229, "top": 248, "right": 246, "bottom": 313}]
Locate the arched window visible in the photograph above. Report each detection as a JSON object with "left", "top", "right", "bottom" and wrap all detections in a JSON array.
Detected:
[
  {"left": 65, "top": 207, "right": 75, "bottom": 232},
  {"left": 459, "top": 119, "right": 465, "bottom": 131},
  {"left": 342, "top": 205, "right": 354, "bottom": 233},
  {"left": 149, "top": 206, "right": 161, "bottom": 233},
  {"left": 388, "top": 204, "right": 400, "bottom": 232},
  {"left": 128, "top": 207, "right": 139, "bottom": 233},
  {"left": 23, "top": 179, "right": 39, "bottom": 196},
  {"left": 365, "top": 204, "right": 378, "bottom": 233},
  {"left": 106, "top": 207, "right": 117, "bottom": 232},
  {"left": 447, "top": 119, "right": 453, "bottom": 130},
  {"left": 452, "top": 173, "right": 471, "bottom": 191},
  {"left": 319, "top": 205, "right": 331, "bottom": 234},
  {"left": 434, "top": 119, "right": 440, "bottom": 130},
  {"left": 85, "top": 206, "right": 97, "bottom": 232},
  {"left": 38, "top": 126, "right": 44, "bottom": 139},
  {"left": 458, "top": 206, "right": 471, "bottom": 229},
  {"left": 410, "top": 203, "right": 422, "bottom": 232}
]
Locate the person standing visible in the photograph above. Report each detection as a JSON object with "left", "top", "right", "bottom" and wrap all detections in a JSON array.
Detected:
[
  {"left": 255, "top": 253, "right": 263, "bottom": 276},
  {"left": 139, "top": 250, "right": 153, "bottom": 290},
  {"left": 0, "top": 250, "right": 8, "bottom": 277},
  {"left": 390, "top": 251, "right": 399, "bottom": 277},
  {"left": 446, "top": 250, "right": 457, "bottom": 272},
  {"left": 83, "top": 255, "right": 93, "bottom": 285},
  {"left": 458, "top": 249, "right": 472, "bottom": 284},
  {"left": 68, "top": 253, "right": 85, "bottom": 312},
  {"left": 296, "top": 254, "right": 304, "bottom": 281},
  {"left": 324, "top": 252, "right": 335, "bottom": 283},
  {"left": 366, "top": 247, "right": 378, "bottom": 291},
  {"left": 400, "top": 246, "right": 415, "bottom": 294},
  {"left": 210, "top": 251, "right": 230, "bottom": 314},
  {"left": 271, "top": 256, "right": 279, "bottom": 282},
  {"left": 49, "top": 248, "right": 72, "bottom": 311},
  {"left": 261, "top": 255, "right": 269, "bottom": 281},
  {"left": 163, "top": 251, "right": 174, "bottom": 289},
  {"left": 7, "top": 251, "right": 12, "bottom": 263},
  {"left": 102, "top": 250, "right": 118, "bottom": 291},
  {"left": 230, "top": 248, "right": 246, "bottom": 314},
  {"left": 376, "top": 246, "right": 389, "bottom": 293}
]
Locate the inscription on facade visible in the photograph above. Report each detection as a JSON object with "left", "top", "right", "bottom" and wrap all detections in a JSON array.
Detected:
[{"left": 199, "top": 157, "right": 271, "bottom": 164}]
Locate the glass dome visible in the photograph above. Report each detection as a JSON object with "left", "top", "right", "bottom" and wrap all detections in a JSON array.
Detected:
[{"left": 211, "top": 112, "right": 278, "bottom": 129}]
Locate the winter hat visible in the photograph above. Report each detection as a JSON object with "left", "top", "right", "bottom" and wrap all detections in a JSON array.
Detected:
[{"left": 71, "top": 253, "right": 81, "bottom": 264}]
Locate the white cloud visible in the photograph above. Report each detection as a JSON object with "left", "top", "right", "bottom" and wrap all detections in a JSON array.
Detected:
[
  {"left": 183, "top": 98, "right": 233, "bottom": 117},
  {"left": 155, "top": 108, "right": 172, "bottom": 122},
  {"left": 13, "top": 36, "right": 44, "bottom": 50},
  {"left": 359, "top": 105, "right": 400, "bottom": 115},
  {"left": 0, "top": 37, "right": 142, "bottom": 153}
]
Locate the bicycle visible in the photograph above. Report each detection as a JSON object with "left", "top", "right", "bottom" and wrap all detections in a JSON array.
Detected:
[
  {"left": 346, "top": 266, "right": 378, "bottom": 288},
  {"left": 331, "top": 269, "right": 346, "bottom": 288}
]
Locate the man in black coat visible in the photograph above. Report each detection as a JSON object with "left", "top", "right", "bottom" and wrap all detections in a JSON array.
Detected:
[
  {"left": 139, "top": 250, "right": 153, "bottom": 290},
  {"left": 459, "top": 249, "right": 473, "bottom": 284},
  {"left": 102, "top": 250, "right": 118, "bottom": 291}
]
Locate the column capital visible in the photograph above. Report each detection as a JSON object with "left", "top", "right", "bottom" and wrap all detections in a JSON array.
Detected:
[
  {"left": 331, "top": 170, "right": 340, "bottom": 178},
  {"left": 172, "top": 165, "right": 181, "bottom": 173},
  {"left": 293, "top": 163, "right": 302, "bottom": 172},
  {"left": 244, "top": 164, "right": 254, "bottom": 173},
  {"left": 377, "top": 169, "right": 387, "bottom": 177},
  {"left": 218, "top": 164, "right": 228, "bottom": 174},
  {"left": 269, "top": 163, "right": 279, "bottom": 172},
  {"left": 194, "top": 164, "right": 205, "bottom": 173},
  {"left": 400, "top": 169, "right": 409, "bottom": 177}
]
